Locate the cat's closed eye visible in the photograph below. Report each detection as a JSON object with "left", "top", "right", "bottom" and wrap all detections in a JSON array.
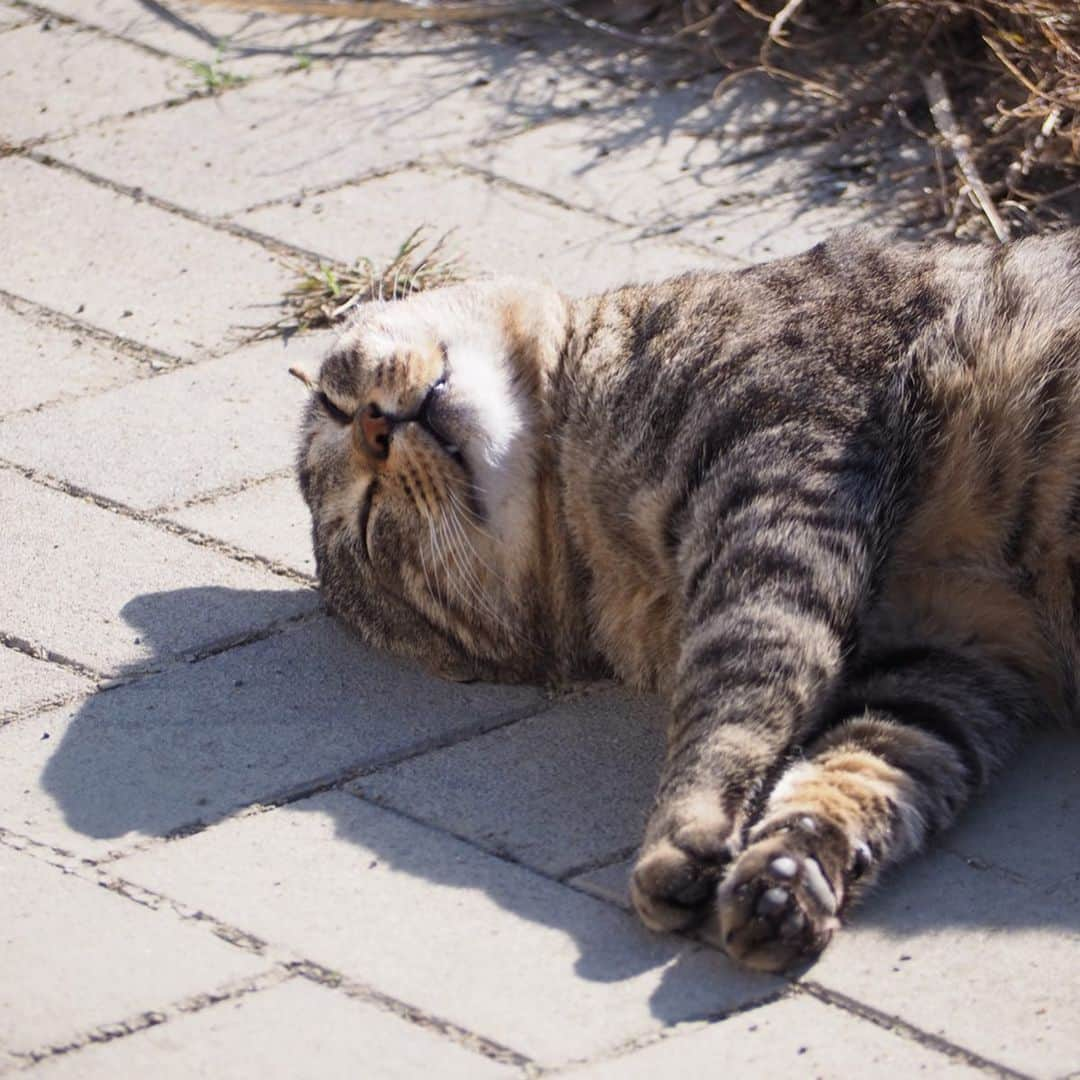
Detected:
[{"left": 318, "top": 391, "right": 353, "bottom": 425}]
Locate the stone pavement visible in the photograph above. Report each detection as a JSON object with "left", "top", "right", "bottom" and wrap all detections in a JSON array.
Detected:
[{"left": 1, "top": 2, "right": 1078, "bottom": 1076}]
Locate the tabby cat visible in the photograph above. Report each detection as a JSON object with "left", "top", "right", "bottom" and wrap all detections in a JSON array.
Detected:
[{"left": 296, "top": 230, "right": 1080, "bottom": 972}]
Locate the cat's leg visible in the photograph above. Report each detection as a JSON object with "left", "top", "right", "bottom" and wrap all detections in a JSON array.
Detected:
[
  {"left": 716, "top": 642, "right": 1034, "bottom": 971},
  {"left": 630, "top": 432, "right": 896, "bottom": 934}
]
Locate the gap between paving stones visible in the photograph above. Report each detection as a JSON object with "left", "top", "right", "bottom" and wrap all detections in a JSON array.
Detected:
[
  {"left": 555, "top": 844, "right": 640, "bottom": 885},
  {"left": 152, "top": 465, "right": 297, "bottom": 518},
  {"left": 0, "top": 600, "right": 324, "bottom": 706},
  {"left": 543, "top": 987, "right": 796, "bottom": 1077},
  {"left": 0, "top": 284, "right": 304, "bottom": 434},
  {"left": 0, "top": 630, "right": 101, "bottom": 684},
  {"left": 0, "top": 678, "right": 91, "bottom": 730},
  {"left": 0, "top": 457, "right": 327, "bottom": 683},
  {"left": 10, "top": 88, "right": 210, "bottom": 157},
  {"left": 0, "top": 662, "right": 97, "bottom": 732},
  {"left": 0, "top": 829, "right": 537, "bottom": 1073},
  {"left": 798, "top": 981, "right": 1029, "bottom": 1080},
  {"left": 17, "top": 0, "right": 398, "bottom": 73},
  {"left": 283, "top": 962, "right": 534, "bottom": 1072},
  {"left": 0, "top": 458, "right": 315, "bottom": 590},
  {"left": 14, "top": 150, "right": 337, "bottom": 335},
  {"left": 39, "top": 0, "right": 374, "bottom": 67},
  {"left": 0, "top": 290, "right": 182, "bottom": 372},
  {"left": 4, "top": 966, "right": 292, "bottom": 1072}
]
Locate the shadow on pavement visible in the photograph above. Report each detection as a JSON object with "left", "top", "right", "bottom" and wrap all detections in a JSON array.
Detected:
[
  {"left": 140, "top": 0, "right": 926, "bottom": 242},
  {"left": 40, "top": 584, "right": 745, "bottom": 1019},
  {"left": 39, "top": 584, "right": 1080, "bottom": 1022}
]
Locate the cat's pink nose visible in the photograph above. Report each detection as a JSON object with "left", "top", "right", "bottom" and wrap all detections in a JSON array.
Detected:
[{"left": 359, "top": 403, "right": 392, "bottom": 460}]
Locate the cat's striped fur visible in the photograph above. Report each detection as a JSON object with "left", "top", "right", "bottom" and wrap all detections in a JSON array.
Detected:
[{"left": 297, "top": 230, "right": 1080, "bottom": 971}]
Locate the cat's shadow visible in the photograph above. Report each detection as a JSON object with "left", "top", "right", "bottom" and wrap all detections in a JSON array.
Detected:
[
  {"left": 39, "top": 586, "right": 1080, "bottom": 1020},
  {"left": 39, "top": 585, "right": 736, "bottom": 1020}
]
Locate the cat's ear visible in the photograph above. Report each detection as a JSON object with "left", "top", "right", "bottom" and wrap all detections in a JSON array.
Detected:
[{"left": 289, "top": 365, "right": 316, "bottom": 389}]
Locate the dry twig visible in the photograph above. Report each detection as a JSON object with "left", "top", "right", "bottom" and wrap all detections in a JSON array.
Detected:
[{"left": 922, "top": 70, "right": 1011, "bottom": 242}]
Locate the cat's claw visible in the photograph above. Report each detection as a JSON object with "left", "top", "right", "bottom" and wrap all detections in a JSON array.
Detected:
[
  {"left": 711, "top": 824, "right": 846, "bottom": 972},
  {"left": 630, "top": 798, "right": 740, "bottom": 932}
]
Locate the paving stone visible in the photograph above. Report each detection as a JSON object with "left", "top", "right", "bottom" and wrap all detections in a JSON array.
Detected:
[
  {"left": 0, "top": 157, "right": 294, "bottom": 359},
  {"left": 0, "top": 469, "right": 317, "bottom": 676},
  {"left": 943, "top": 732, "right": 1080, "bottom": 893},
  {"left": 0, "top": 333, "right": 325, "bottom": 511},
  {"left": 0, "top": 646, "right": 90, "bottom": 722},
  {"left": 1, "top": 616, "right": 543, "bottom": 857},
  {"left": 169, "top": 475, "right": 315, "bottom": 577},
  {"left": 118, "top": 792, "right": 778, "bottom": 1064},
  {"left": 240, "top": 167, "right": 724, "bottom": 295},
  {"left": 808, "top": 850, "right": 1080, "bottom": 1078},
  {"left": 0, "top": 22, "right": 188, "bottom": 144},
  {"left": 0, "top": 843, "right": 267, "bottom": 1064},
  {"left": 47, "top": 40, "right": 614, "bottom": 219},
  {"left": 30, "top": 976, "right": 513, "bottom": 1080},
  {"left": 353, "top": 688, "right": 664, "bottom": 877},
  {"left": 575, "top": 994, "right": 984, "bottom": 1079},
  {"left": 33, "top": 0, "right": 382, "bottom": 75},
  {"left": 0, "top": 299, "right": 146, "bottom": 417}
]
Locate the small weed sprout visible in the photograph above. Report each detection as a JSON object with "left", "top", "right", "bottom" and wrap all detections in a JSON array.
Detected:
[{"left": 187, "top": 45, "right": 248, "bottom": 93}]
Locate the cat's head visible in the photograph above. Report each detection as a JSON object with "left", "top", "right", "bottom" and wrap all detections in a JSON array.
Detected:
[{"left": 296, "top": 278, "right": 568, "bottom": 683}]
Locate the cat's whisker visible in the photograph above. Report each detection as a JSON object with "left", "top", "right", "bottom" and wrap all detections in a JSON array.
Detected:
[
  {"left": 417, "top": 519, "right": 440, "bottom": 613},
  {"left": 448, "top": 505, "right": 541, "bottom": 656},
  {"left": 436, "top": 499, "right": 534, "bottom": 653},
  {"left": 444, "top": 489, "right": 513, "bottom": 596}
]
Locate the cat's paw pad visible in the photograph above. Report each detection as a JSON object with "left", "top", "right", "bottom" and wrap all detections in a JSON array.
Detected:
[
  {"left": 631, "top": 799, "right": 739, "bottom": 933},
  {"left": 713, "top": 825, "right": 844, "bottom": 972}
]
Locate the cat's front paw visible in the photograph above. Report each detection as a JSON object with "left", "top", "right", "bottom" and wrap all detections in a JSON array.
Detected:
[
  {"left": 630, "top": 795, "right": 740, "bottom": 932},
  {"left": 712, "top": 817, "right": 850, "bottom": 972}
]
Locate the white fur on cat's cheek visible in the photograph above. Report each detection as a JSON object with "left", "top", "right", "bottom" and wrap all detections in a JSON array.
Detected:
[{"left": 444, "top": 339, "right": 529, "bottom": 518}]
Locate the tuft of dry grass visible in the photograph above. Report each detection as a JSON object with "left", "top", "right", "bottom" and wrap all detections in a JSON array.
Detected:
[
  {"left": 255, "top": 227, "right": 465, "bottom": 339},
  {"left": 208, "top": 0, "right": 1079, "bottom": 238}
]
